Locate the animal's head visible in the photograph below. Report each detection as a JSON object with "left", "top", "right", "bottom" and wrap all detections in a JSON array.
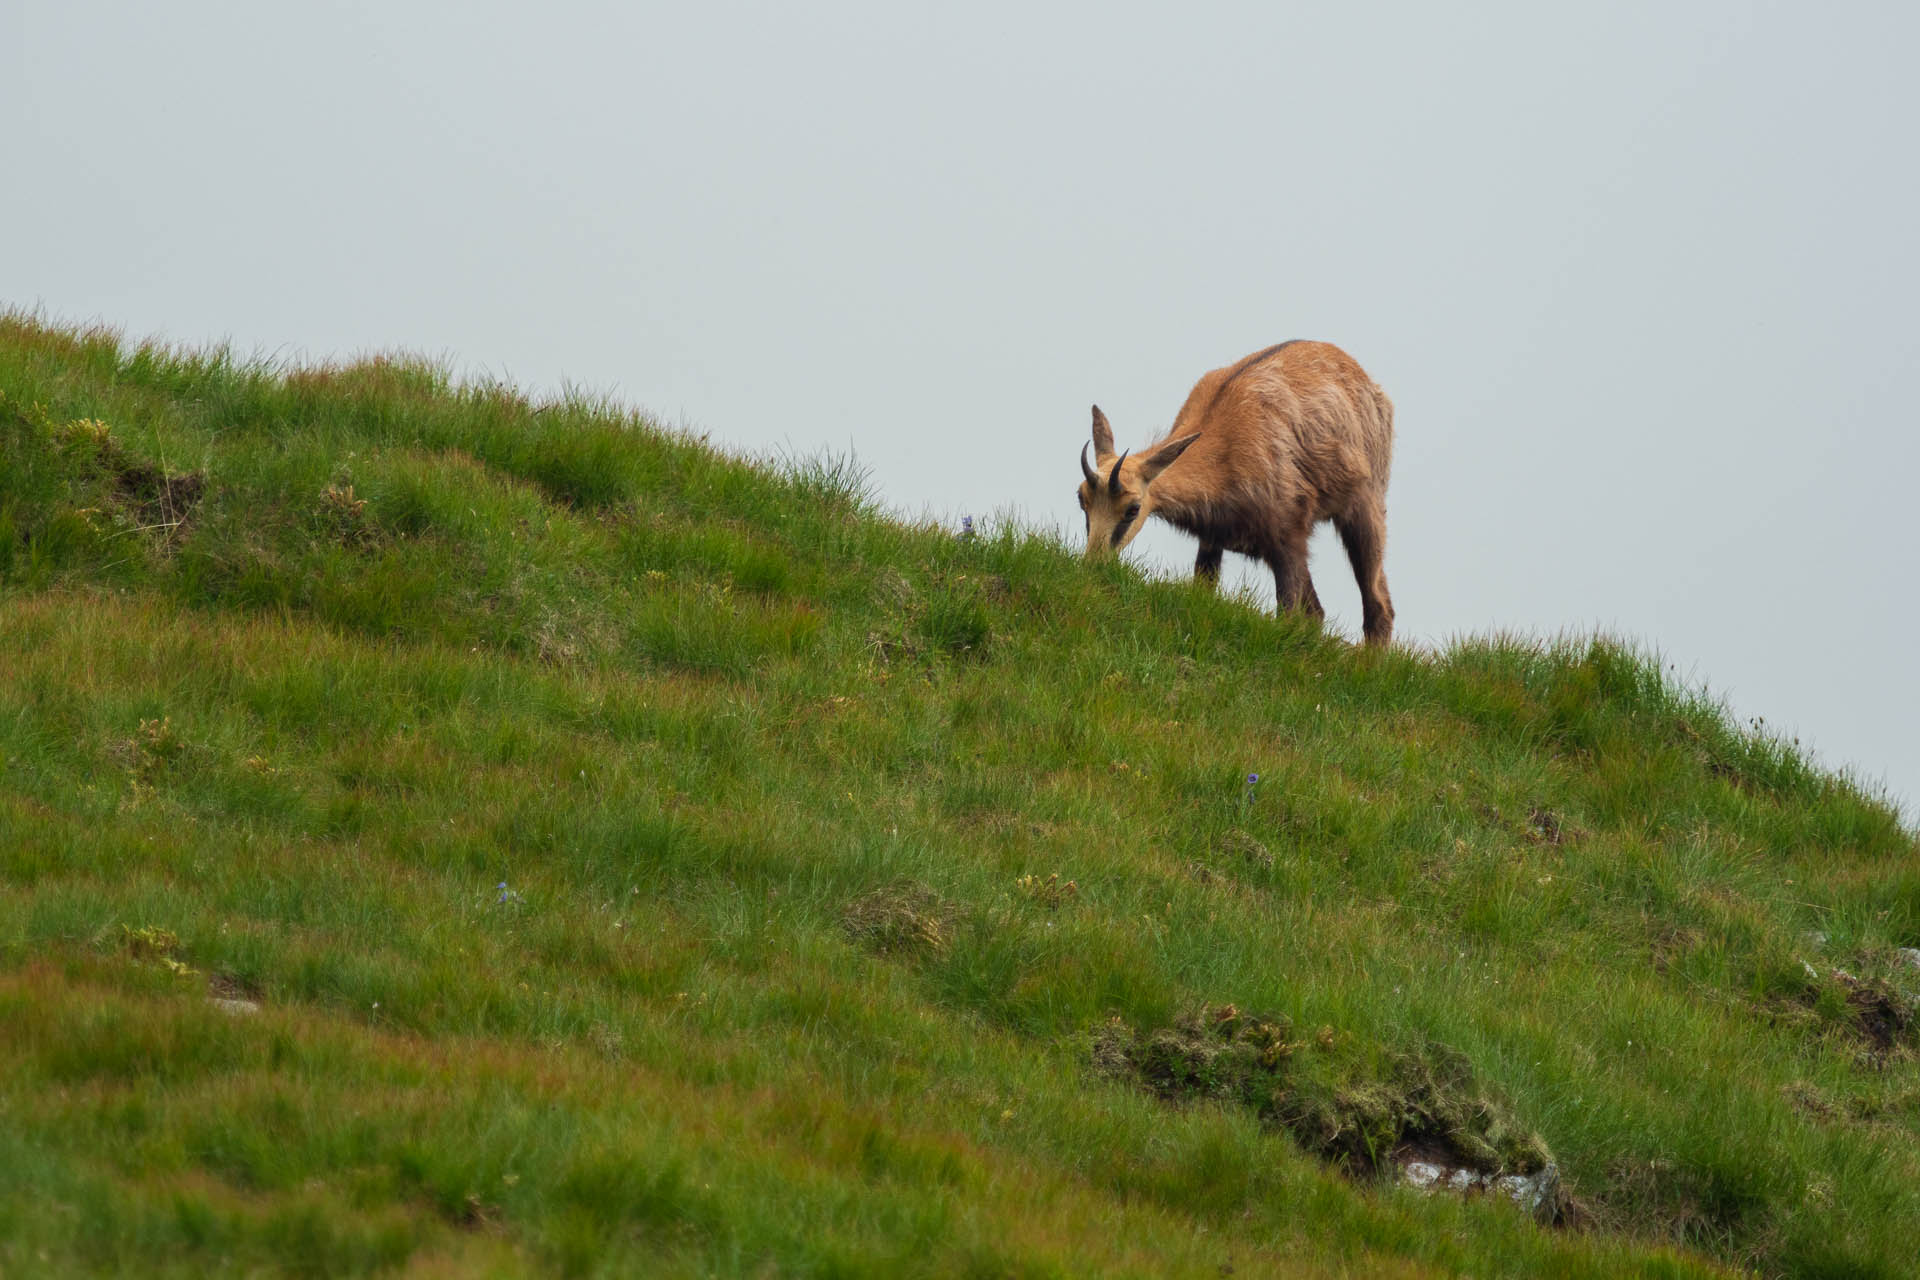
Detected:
[{"left": 1076, "top": 405, "right": 1200, "bottom": 558}]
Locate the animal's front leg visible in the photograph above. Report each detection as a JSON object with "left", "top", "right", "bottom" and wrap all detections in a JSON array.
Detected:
[
  {"left": 1269, "top": 538, "right": 1314, "bottom": 616},
  {"left": 1194, "top": 543, "right": 1224, "bottom": 590}
]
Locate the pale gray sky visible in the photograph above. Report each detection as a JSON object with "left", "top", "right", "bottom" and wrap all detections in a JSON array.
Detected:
[{"left": 8, "top": 2, "right": 1916, "bottom": 816}]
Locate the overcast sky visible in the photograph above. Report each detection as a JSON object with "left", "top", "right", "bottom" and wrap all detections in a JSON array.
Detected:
[{"left": 7, "top": 2, "right": 1916, "bottom": 817}]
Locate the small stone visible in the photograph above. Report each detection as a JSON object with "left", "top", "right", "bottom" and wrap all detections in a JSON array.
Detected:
[
  {"left": 1402, "top": 1161, "right": 1444, "bottom": 1190},
  {"left": 208, "top": 996, "right": 260, "bottom": 1016},
  {"left": 1494, "top": 1163, "right": 1562, "bottom": 1219},
  {"left": 1897, "top": 948, "right": 1920, "bottom": 971}
]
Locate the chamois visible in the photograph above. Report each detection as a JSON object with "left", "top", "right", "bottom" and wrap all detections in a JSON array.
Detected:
[{"left": 1075, "top": 340, "right": 1395, "bottom": 646}]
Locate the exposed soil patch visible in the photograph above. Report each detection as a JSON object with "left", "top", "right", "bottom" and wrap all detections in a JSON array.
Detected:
[
  {"left": 1840, "top": 974, "right": 1912, "bottom": 1054},
  {"left": 206, "top": 972, "right": 263, "bottom": 1015},
  {"left": 1650, "top": 925, "right": 1703, "bottom": 975},
  {"left": 1781, "top": 966, "right": 1916, "bottom": 1060},
  {"left": 1704, "top": 756, "right": 1746, "bottom": 789},
  {"left": 453, "top": 1192, "right": 498, "bottom": 1231},
  {"left": 112, "top": 458, "right": 205, "bottom": 531},
  {"left": 1780, "top": 1079, "right": 1835, "bottom": 1122},
  {"left": 1453, "top": 793, "right": 1581, "bottom": 849},
  {"left": 1526, "top": 807, "right": 1566, "bottom": 845}
]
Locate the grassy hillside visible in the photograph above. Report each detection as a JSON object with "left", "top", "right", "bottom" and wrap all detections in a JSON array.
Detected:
[{"left": 2, "top": 311, "right": 1916, "bottom": 1279}]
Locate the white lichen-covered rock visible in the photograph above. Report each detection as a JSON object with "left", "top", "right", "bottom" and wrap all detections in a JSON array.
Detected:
[
  {"left": 1494, "top": 1164, "right": 1561, "bottom": 1218},
  {"left": 1400, "top": 1158, "right": 1561, "bottom": 1222},
  {"left": 1402, "top": 1160, "right": 1447, "bottom": 1190}
]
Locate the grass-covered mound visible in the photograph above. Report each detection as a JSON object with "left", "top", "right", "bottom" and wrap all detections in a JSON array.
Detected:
[{"left": 2, "top": 311, "right": 1916, "bottom": 1278}]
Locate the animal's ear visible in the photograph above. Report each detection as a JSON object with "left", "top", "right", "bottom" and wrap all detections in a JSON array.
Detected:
[
  {"left": 1090, "top": 405, "right": 1116, "bottom": 461},
  {"left": 1139, "top": 432, "right": 1200, "bottom": 485}
]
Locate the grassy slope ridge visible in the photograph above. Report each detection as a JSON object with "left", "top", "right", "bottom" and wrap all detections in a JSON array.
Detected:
[{"left": 2, "top": 312, "right": 1917, "bottom": 1278}]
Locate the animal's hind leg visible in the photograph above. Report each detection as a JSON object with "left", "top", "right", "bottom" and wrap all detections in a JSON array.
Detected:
[
  {"left": 1194, "top": 542, "right": 1223, "bottom": 590},
  {"left": 1335, "top": 504, "right": 1394, "bottom": 647}
]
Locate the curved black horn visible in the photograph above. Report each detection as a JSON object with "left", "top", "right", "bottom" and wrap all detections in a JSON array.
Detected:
[
  {"left": 1080, "top": 441, "right": 1098, "bottom": 487},
  {"left": 1107, "top": 451, "right": 1129, "bottom": 499}
]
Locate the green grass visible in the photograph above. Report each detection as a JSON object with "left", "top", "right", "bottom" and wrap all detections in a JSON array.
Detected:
[{"left": 2, "top": 309, "right": 1915, "bottom": 1277}]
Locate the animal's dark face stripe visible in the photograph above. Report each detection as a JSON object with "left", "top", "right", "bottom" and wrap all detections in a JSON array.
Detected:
[{"left": 1203, "top": 340, "right": 1300, "bottom": 418}]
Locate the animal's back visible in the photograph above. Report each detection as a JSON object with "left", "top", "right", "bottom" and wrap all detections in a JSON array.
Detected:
[{"left": 1161, "top": 340, "right": 1393, "bottom": 515}]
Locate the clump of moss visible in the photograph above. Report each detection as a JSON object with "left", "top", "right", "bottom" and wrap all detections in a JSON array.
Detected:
[
  {"left": 1096, "top": 1005, "right": 1551, "bottom": 1182},
  {"left": 843, "top": 882, "right": 954, "bottom": 957},
  {"left": 1108, "top": 1004, "right": 1298, "bottom": 1100},
  {"left": 1278, "top": 1039, "right": 1550, "bottom": 1178}
]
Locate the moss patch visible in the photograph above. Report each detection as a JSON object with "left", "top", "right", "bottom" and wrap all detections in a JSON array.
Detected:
[
  {"left": 1096, "top": 1005, "right": 1552, "bottom": 1185},
  {"left": 842, "top": 882, "right": 954, "bottom": 957}
]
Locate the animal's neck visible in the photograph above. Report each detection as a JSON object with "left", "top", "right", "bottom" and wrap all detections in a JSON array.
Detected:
[
  {"left": 1145, "top": 486, "right": 1208, "bottom": 540},
  {"left": 1144, "top": 471, "right": 1207, "bottom": 527}
]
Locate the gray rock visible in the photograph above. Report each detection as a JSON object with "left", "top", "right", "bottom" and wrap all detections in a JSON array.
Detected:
[
  {"left": 1400, "top": 1158, "right": 1561, "bottom": 1222},
  {"left": 1495, "top": 1164, "right": 1561, "bottom": 1218},
  {"left": 1402, "top": 1160, "right": 1445, "bottom": 1190}
]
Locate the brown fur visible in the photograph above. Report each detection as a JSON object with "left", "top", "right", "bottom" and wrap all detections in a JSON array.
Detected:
[{"left": 1076, "top": 340, "right": 1396, "bottom": 646}]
